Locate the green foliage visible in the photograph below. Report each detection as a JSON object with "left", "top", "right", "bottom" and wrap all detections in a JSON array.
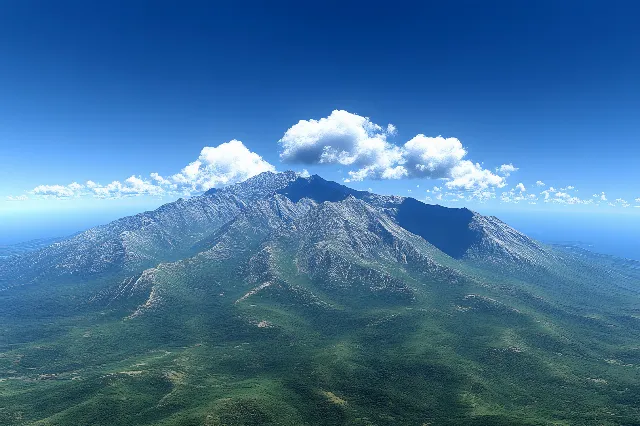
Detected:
[{"left": 3, "top": 216, "right": 640, "bottom": 424}]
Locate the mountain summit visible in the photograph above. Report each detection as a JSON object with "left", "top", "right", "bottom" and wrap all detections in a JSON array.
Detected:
[
  {"left": 0, "top": 171, "right": 547, "bottom": 288},
  {"left": 1, "top": 171, "right": 640, "bottom": 425}
]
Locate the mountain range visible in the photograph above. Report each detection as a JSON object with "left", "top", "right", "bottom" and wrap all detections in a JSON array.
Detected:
[{"left": 1, "top": 171, "right": 640, "bottom": 425}]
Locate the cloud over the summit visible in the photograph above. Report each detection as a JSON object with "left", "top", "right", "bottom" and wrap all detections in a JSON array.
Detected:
[
  {"left": 279, "top": 110, "right": 506, "bottom": 190},
  {"left": 19, "top": 140, "right": 275, "bottom": 200},
  {"left": 279, "top": 110, "right": 402, "bottom": 181},
  {"left": 170, "top": 140, "right": 275, "bottom": 193}
]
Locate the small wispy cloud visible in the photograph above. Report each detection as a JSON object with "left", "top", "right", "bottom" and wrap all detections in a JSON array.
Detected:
[
  {"left": 496, "top": 164, "right": 518, "bottom": 177},
  {"left": 593, "top": 192, "right": 607, "bottom": 201},
  {"left": 6, "top": 195, "right": 29, "bottom": 201}
]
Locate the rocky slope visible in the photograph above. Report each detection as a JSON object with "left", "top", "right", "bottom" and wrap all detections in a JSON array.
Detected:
[{"left": 0, "top": 171, "right": 552, "bottom": 291}]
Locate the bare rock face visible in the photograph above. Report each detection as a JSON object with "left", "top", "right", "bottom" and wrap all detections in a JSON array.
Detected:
[{"left": 0, "top": 171, "right": 551, "bottom": 294}]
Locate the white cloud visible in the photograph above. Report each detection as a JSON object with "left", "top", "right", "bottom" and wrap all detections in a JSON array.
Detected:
[
  {"left": 445, "top": 160, "right": 505, "bottom": 190},
  {"left": 500, "top": 187, "right": 531, "bottom": 204},
  {"left": 31, "top": 183, "right": 83, "bottom": 198},
  {"left": 432, "top": 187, "right": 497, "bottom": 204},
  {"left": 614, "top": 198, "right": 631, "bottom": 208},
  {"left": 593, "top": 192, "right": 607, "bottom": 201},
  {"left": 171, "top": 140, "right": 275, "bottom": 193},
  {"left": 536, "top": 180, "right": 545, "bottom": 187},
  {"left": 635, "top": 198, "right": 640, "bottom": 203},
  {"left": 280, "top": 110, "right": 505, "bottom": 190},
  {"left": 535, "top": 190, "right": 589, "bottom": 205},
  {"left": 515, "top": 183, "right": 526, "bottom": 192},
  {"left": 466, "top": 189, "right": 496, "bottom": 202},
  {"left": 6, "top": 195, "right": 28, "bottom": 201},
  {"left": 386, "top": 124, "right": 397, "bottom": 135},
  {"left": 496, "top": 163, "right": 518, "bottom": 176},
  {"left": 298, "top": 169, "right": 311, "bottom": 178},
  {"left": 16, "top": 140, "right": 275, "bottom": 200},
  {"left": 279, "top": 110, "right": 398, "bottom": 167},
  {"left": 402, "top": 135, "right": 466, "bottom": 179},
  {"left": 150, "top": 173, "right": 172, "bottom": 185}
]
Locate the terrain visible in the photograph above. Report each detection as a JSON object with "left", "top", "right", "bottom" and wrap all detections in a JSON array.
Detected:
[
  {"left": 0, "top": 237, "right": 65, "bottom": 260},
  {"left": 1, "top": 171, "right": 640, "bottom": 425}
]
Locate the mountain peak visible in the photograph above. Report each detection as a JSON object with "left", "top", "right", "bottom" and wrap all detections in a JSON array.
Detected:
[{"left": 0, "top": 171, "right": 551, "bottom": 290}]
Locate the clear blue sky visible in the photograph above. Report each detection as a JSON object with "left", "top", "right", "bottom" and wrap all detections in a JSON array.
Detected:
[{"left": 1, "top": 1, "right": 639, "bottom": 252}]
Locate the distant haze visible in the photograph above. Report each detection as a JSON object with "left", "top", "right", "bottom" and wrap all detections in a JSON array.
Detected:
[
  {"left": 486, "top": 210, "right": 640, "bottom": 261},
  {"left": 0, "top": 205, "right": 162, "bottom": 245}
]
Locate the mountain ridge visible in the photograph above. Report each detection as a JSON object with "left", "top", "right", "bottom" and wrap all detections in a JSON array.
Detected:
[
  {"left": 0, "top": 171, "right": 551, "bottom": 291},
  {"left": 2, "top": 171, "right": 640, "bottom": 425}
]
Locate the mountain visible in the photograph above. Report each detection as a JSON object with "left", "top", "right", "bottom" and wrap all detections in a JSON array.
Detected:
[
  {"left": 0, "top": 172, "right": 300, "bottom": 287},
  {"left": 1, "top": 172, "right": 640, "bottom": 425}
]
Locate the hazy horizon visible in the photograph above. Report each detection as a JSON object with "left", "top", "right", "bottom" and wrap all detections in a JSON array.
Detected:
[{"left": 3, "top": 184, "right": 638, "bottom": 261}]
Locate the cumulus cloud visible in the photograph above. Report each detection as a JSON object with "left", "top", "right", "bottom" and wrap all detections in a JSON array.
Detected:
[
  {"left": 515, "top": 183, "right": 526, "bottom": 192},
  {"left": 280, "top": 110, "right": 398, "bottom": 167},
  {"left": 402, "top": 135, "right": 466, "bottom": 178},
  {"left": 445, "top": 160, "right": 505, "bottom": 190},
  {"left": 540, "top": 191, "right": 586, "bottom": 205},
  {"left": 32, "top": 183, "right": 83, "bottom": 198},
  {"left": 496, "top": 164, "right": 518, "bottom": 176},
  {"left": 279, "top": 110, "right": 505, "bottom": 190},
  {"left": 16, "top": 140, "right": 275, "bottom": 200},
  {"left": 500, "top": 189, "right": 529, "bottom": 204},
  {"left": 298, "top": 169, "right": 311, "bottom": 178},
  {"left": 170, "top": 140, "right": 275, "bottom": 193},
  {"left": 536, "top": 180, "right": 545, "bottom": 187}
]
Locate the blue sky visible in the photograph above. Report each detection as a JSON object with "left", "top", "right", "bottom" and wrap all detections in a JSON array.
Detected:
[{"left": 1, "top": 1, "right": 640, "bottom": 249}]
